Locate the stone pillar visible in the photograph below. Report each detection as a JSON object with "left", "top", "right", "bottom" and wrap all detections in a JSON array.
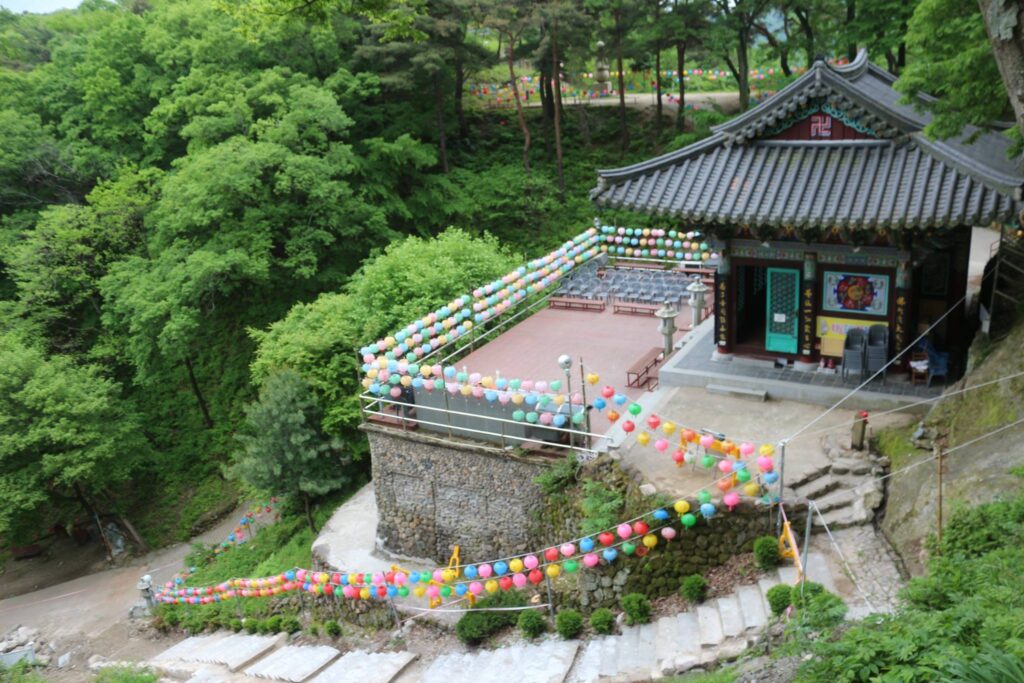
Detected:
[
  {"left": 713, "top": 251, "right": 733, "bottom": 360},
  {"left": 797, "top": 251, "right": 819, "bottom": 370}
]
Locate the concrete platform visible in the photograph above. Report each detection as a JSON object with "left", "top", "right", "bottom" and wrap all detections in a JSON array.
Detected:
[
  {"left": 244, "top": 645, "right": 339, "bottom": 682},
  {"left": 659, "top": 318, "right": 941, "bottom": 411},
  {"left": 309, "top": 651, "right": 417, "bottom": 683}
]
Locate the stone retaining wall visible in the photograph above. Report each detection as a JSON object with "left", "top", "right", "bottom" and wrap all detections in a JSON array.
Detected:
[{"left": 366, "top": 426, "right": 553, "bottom": 563}]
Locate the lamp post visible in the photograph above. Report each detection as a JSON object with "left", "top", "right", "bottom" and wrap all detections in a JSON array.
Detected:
[
  {"left": 654, "top": 301, "right": 677, "bottom": 359},
  {"left": 686, "top": 274, "right": 709, "bottom": 332},
  {"left": 558, "top": 354, "right": 573, "bottom": 452}
]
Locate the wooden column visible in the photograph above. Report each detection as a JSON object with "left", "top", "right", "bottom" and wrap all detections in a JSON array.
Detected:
[
  {"left": 894, "top": 255, "right": 911, "bottom": 367},
  {"left": 801, "top": 251, "right": 819, "bottom": 363},
  {"left": 715, "top": 252, "right": 732, "bottom": 353}
]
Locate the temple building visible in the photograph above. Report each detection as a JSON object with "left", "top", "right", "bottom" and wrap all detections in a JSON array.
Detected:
[{"left": 591, "top": 50, "right": 1023, "bottom": 377}]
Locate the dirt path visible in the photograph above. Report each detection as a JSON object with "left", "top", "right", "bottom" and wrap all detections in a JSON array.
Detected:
[{"left": 0, "top": 505, "right": 258, "bottom": 671}]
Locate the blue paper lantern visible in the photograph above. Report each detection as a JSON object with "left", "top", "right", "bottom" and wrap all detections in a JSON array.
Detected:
[
  {"left": 700, "top": 503, "right": 716, "bottom": 519},
  {"left": 653, "top": 509, "right": 670, "bottom": 521},
  {"left": 580, "top": 537, "right": 595, "bottom": 552},
  {"left": 494, "top": 561, "right": 508, "bottom": 576},
  {"left": 464, "top": 565, "right": 478, "bottom": 579},
  {"left": 602, "top": 548, "right": 618, "bottom": 562},
  {"left": 594, "top": 397, "right": 607, "bottom": 410}
]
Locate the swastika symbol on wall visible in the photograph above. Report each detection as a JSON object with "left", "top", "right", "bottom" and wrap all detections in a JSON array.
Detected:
[{"left": 810, "top": 115, "right": 832, "bottom": 137}]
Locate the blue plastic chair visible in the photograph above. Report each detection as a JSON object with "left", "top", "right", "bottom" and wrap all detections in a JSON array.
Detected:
[{"left": 917, "top": 338, "right": 949, "bottom": 387}]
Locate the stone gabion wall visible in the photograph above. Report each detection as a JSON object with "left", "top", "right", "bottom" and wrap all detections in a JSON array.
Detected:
[{"left": 367, "top": 426, "right": 553, "bottom": 563}]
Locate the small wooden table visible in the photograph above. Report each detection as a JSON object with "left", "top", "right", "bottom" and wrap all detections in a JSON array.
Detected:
[
  {"left": 549, "top": 296, "right": 606, "bottom": 312},
  {"left": 613, "top": 302, "right": 660, "bottom": 316},
  {"left": 627, "top": 347, "right": 664, "bottom": 388}
]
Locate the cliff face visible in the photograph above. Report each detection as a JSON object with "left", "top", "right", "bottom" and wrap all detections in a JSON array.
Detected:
[{"left": 881, "top": 319, "right": 1024, "bottom": 575}]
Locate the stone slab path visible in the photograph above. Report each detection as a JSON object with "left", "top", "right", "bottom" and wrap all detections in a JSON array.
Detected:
[
  {"left": 244, "top": 645, "right": 339, "bottom": 682},
  {"left": 417, "top": 640, "right": 579, "bottom": 683}
]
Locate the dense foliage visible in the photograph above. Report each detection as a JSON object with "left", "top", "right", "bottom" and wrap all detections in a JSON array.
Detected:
[
  {"left": 795, "top": 494, "right": 1024, "bottom": 682},
  {"left": 455, "top": 590, "right": 528, "bottom": 644},
  {"left": 555, "top": 608, "right": 584, "bottom": 639}
]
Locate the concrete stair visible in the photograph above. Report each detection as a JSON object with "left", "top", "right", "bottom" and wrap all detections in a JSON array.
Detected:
[
  {"left": 791, "top": 438, "right": 887, "bottom": 533},
  {"left": 418, "top": 640, "right": 579, "bottom": 683},
  {"left": 565, "top": 568, "right": 797, "bottom": 681}
]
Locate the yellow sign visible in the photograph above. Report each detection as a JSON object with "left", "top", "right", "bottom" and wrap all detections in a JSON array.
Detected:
[{"left": 816, "top": 316, "right": 887, "bottom": 339}]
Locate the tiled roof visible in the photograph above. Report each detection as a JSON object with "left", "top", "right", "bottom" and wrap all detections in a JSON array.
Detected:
[{"left": 592, "top": 51, "right": 1023, "bottom": 229}]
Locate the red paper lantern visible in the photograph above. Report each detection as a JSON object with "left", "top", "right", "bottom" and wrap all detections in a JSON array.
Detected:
[
  {"left": 324, "top": 584, "right": 335, "bottom": 596},
  {"left": 544, "top": 547, "right": 559, "bottom": 562},
  {"left": 633, "top": 521, "right": 649, "bottom": 536},
  {"left": 528, "top": 569, "right": 544, "bottom": 585},
  {"left": 499, "top": 576, "right": 513, "bottom": 591},
  {"left": 646, "top": 415, "right": 661, "bottom": 430},
  {"left": 331, "top": 573, "right": 341, "bottom": 585},
  {"left": 599, "top": 532, "right": 615, "bottom": 546},
  {"left": 376, "top": 586, "right": 388, "bottom": 598},
  {"left": 622, "top": 420, "right": 635, "bottom": 433}
]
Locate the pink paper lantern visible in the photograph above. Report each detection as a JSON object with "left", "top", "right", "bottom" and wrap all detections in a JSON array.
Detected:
[
  {"left": 479, "top": 564, "right": 493, "bottom": 579},
  {"left": 560, "top": 543, "right": 576, "bottom": 557},
  {"left": 661, "top": 527, "right": 677, "bottom": 541},
  {"left": 718, "top": 460, "right": 733, "bottom": 473},
  {"left": 724, "top": 492, "right": 740, "bottom": 510},
  {"left": 654, "top": 438, "right": 669, "bottom": 452},
  {"left": 700, "top": 434, "right": 715, "bottom": 449},
  {"left": 757, "top": 456, "right": 774, "bottom": 472},
  {"left": 617, "top": 523, "right": 632, "bottom": 540},
  {"left": 469, "top": 582, "right": 483, "bottom": 595},
  {"left": 523, "top": 555, "right": 539, "bottom": 570},
  {"left": 512, "top": 573, "right": 527, "bottom": 588},
  {"left": 583, "top": 553, "right": 600, "bottom": 567},
  {"left": 739, "top": 442, "right": 755, "bottom": 456}
]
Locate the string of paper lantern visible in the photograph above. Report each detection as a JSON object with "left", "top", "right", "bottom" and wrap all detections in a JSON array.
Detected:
[{"left": 597, "top": 225, "right": 719, "bottom": 261}]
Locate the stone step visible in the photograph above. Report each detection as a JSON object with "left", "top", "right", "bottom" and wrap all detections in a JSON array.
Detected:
[
  {"left": 696, "top": 605, "right": 723, "bottom": 648},
  {"left": 777, "top": 566, "right": 800, "bottom": 585},
  {"left": 829, "top": 457, "right": 873, "bottom": 476},
  {"left": 614, "top": 623, "right": 644, "bottom": 677},
  {"left": 185, "top": 670, "right": 228, "bottom": 683},
  {"left": 715, "top": 595, "right": 744, "bottom": 638},
  {"left": 309, "top": 651, "right": 417, "bottom": 683},
  {"left": 798, "top": 552, "right": 838, "bottom": 595},
  {"left": 652, "top": 615, "right": 681, "bottom": 678},
  {"left": 794, "top": 473, "right": 841, "bottom": 500},
  {"left": 193, "top": 634, "right": 282, "bottom": 671},
  {"left": 566, "top": 638, "right": 603, "bottom": 683},
  {"left": 598, "top": 632, "right": 620, "bottom": 678},
  {"left": 815, "top": 487, "right": 856, "bottom": 513},
  {"left": 816, "top": 505, "right": 874, "bottom": 531},
  {"left": 244, "top": 645, "right": 339, "bottom": 682},
  {"left": 786, "top": 462, "right": 832, "bottom": 489},
  {"left": 674, "top": 611, "right": 702, "bottom": 658},
  {"left": 736, "top": 584, "right": 768, "bottom": 632}
]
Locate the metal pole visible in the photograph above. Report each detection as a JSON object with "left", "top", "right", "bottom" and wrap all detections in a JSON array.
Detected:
[
  {"left": 578, "top": 357, "right": 591, "bottom": 449},
  {"left": 776, "top": 440, "right": 787, "bottom": 535},
  {"left": 987, "top": 222, "right": 1006, "bottom": 333},
  {"left": 802, "top": 502, "right": 814, "bottom": 582},
  {"left": 937, "top": 444, "right": 945, "bottom": 548},
  {"left": 544, "top": 574, "right": 557, "bottom": 620},
  {"left": 565, "top": 367, "right": 574, "bottom": 454}
]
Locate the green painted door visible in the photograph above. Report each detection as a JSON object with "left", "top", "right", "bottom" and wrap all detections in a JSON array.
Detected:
[{"left": 765, "top": 268, "right": 800, "bottom": 354}]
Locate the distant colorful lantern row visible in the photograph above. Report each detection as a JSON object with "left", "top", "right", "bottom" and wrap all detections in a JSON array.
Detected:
[
  {"left": 358, "top": 228, "right": 602, "bottom": 382},
  {"left": 597, "top": 225, "right": 718, "bottom": 262}
]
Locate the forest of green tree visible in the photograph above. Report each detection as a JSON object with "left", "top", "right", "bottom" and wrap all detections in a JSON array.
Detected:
[{"left": 0, "top": 0, "right": 1017, "bottom": 550}]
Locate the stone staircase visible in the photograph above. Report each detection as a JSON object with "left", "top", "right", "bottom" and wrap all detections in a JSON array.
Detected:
[
  {"left": 149, "top": 633, "right": 417, "bottom": 683},
  {"left": 786, "top": 436, "right": 886, "bottom": 531},
  {"left": 564, "top": 566, "right": 798, "bottom": 682},
  {"left": 415, "top": 640, "right": 581, "bottom": 683}
]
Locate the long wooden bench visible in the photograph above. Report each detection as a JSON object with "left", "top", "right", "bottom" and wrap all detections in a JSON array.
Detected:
[
  {"left": 549, "top": 296, "right": 606, "bottom": 312},
  {"left": 627, "top": 346, "right": 663, "bottom": 389},
  {"left": 613, "top": 301, "right": 661, "bottom": 316}
]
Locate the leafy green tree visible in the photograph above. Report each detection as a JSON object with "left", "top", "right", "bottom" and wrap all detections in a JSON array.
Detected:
[
  {"left": 0, "top": 330, "right": 150, "bottom": 546},
  {"left": 977, "top": 0, "right": 1024, "bottom": 139},
  {"left": 896, "top": 0, "right": 1013, "bottom": 141},
  {"left": 231, "top": 369, "right": 350, "bottom": 531}
]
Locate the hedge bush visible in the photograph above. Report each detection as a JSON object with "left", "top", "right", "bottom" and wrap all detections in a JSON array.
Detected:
[
  {"left": 281, "top": 616, "right": 301, "bottom": 634},
  {"left": 517, "top": 609, "right": 547, "bottom": 639},
  {"left": 589, "top": 608, "right": 616, "bottom": 635},
  {"left": 753, "top": 536, "right": 780, "bottom": 570},
  {"left": 323, "top": 620, "right": 342, "bottom": 637},
  {"left": 766, "top": 584, "right": 792, "bottom": 616},
  {"left": 456, "top": 591, "right": 526, "bottom": 644},
  {"left": 790, "top": 581, "right": 825, "bottom": 609},
  {"left": 680, "top": 574, "right": 709, "bottom": 603},
  {"left": 621, "top": 593, "right": 652, "bottom": 625},
  {"left": 555, "top": 609, "right": 584, "bottom": 639}
]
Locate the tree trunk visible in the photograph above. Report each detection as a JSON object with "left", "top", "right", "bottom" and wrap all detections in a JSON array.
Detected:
[
  {"left": 551, "top": 17, "right": 565, "bottom": 201},
  {"left": 74, "top": 482, "right": 112, "bottom": 560},
  {"left": 303, "top": 492, "right": 316, "bottom": 533},
  {"left": 184, "top": 355, "right": 214, "bottom": 429},
  {"left": 433, "top": 72, "right": 449, "bottom": 173},
  {"left": 615, "top": 11, "right": 629, "bottom": 153},
  {"left": 540, "top": 63, "right": 553, "bottom": 158},
  {"left": 978, "top": 0, "right": 1024, "bottom": 138},
  {"left": 795, "top": 8, "right": 814, "bottom": 67},
  {"left": 454, "top": 56, "right": 468, "bottom": 140},
  {"left": 654, "top": 20, "right": 663, "bottom": 147},
  {"left": 780, "top": 47, "right": 791, "bottom": 77},
  {"left": 737, "top": 27, "right": 751, "bottom": 112},
  {"left": 114, "top": 512, "right": 149, "bottom": 553},
  {"left": 846, "top": 0, "right": 857, "bottom": 61},
  {"left": 676, "top": 41, "right": 687, "bottom": 132},
  {"left": 506, "top": 39, "right": 531, "bottom": 172}
]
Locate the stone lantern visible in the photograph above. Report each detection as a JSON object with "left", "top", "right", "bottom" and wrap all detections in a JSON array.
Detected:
[
  {"left": 654, "top": 301, "right": 678, "bottom": 358},
  {"left": 595, "top": 41, "right": 611, "bottom": 93},
  {"left": 686, "top": 275, "right": 709, "bottom": 331}
]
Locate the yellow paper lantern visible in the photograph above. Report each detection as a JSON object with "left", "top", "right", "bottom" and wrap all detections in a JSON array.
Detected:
[
  {"left": 318, "top": 572, "right": 328, "bottom": 584},
  {"left": 586, "top": 372, "right": 600, "bottom": 385},
  {"left": 485, "top": 579, "right": 499, "bottom": 593},
  {"left": 546, "top": 564, "right": 561, "bottom": 578},
  {"left": 637, "top": 432, "right": 651, "bottom": 446},
  {"left": 464, "top": 321, "right": 474, "bottom": 331},
  {"left": 674, "top": 500, "right": 690, "bottom": 514},
  {"left": 662, "top": 421, "right": 676, "bottom": 435},
  {"left": 384, "top": 336, "right": 396, "bottom": 348},
  {"left": 421, "top": 365, "right": 433, "bottom": 377},
  {"left": 642, "top": 534, "right": 658, "bottom": 549},
  {"left": 482, "top": 376, "right": 495, "bottom": 388},
  {"left": 759, "top": 444, "right": 775, "bottom": 456},
  {"left": 362, "top": 378, "right": 373, "bottom": 389},
  {"left": 553, "top": 394, "right": 565, "bottom": 406},
  {"left": 413, "top": 585, "right": 426, "bottom": 598},
  {"left": 442, "top": 569, "right": 456, "bottom": 583},
  {"left": 361, "top": 587, "right": 372, "bottom": 599},
  {"left": 400, "top": 375, "right": 413, "bottom": 387},
  {"left": 512, "top": 393, "right": 525, "bottom": 405},
  {"left": 377, "top": 358, "right": 388, "bottom": 369},
  {"left": 510, "top": 558, "right": 524, "bottom": 573},
  {"left": 460, "top": 385, "right": 472, "bottom": 396},
  {"left": 367, "top": 367, "right": 379, "bottom": 379},
  {"left": 743, "top": 482, "right": 761, "bottom": 497}
]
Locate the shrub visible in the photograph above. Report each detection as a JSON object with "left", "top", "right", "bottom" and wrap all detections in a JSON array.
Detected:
[
  {"left": 789, "top": 581, "right": 825, "bottom": 609},
  {"left": 162, "top": 608, "right": 181, "bottom": 627},
  {"left": 766, "top": 584, "right": 792, "bottom": 617},
  {"left": 555, "top": 609, "right": 584, "bottom": 639},
  {"left": 245, "top": 619, "right": 260, "bottom": 634},
  {"left": 323, "top": 620, "right": 342, "bottom": 637},
  {"left": 799, "top": 590, "right": 848, "bottom": 630},
  {"left": 680, "top": 574, "right": 709, "bottom": 603},
  {"left": 534, "top": 453, "right": 579, "bottom": 494},
  {"left": 281, "top": 616, "right": 302, "bottom": 634},
  {"left": 589, "top": 608, "right": 616, "bottom": 635},
  {"left": 517, "top": 609, "right": 547, "bottom": 639},
  {"left": 753, "top": 536, "right": 780, "bottom": 571},
  {"left": 181, "top": 612, "right": 205, "bottom": 634},
  {"left": 621, "top": 593, "right": 652, "bottom": 625},
  {"left": 456, "top": 591, "right": 526, "bottom": 644},
  {"left": 307, "top": 624, "right": 320, "bottom": 637},
  {"left": 92, "top": 666, "right": 159, "bottom": 683},
  {"left": 229, "top": 619, "right": 243, "bottom": 632},
  {"left": 264, "top": 615, "right": 283, "bottom": 633}
]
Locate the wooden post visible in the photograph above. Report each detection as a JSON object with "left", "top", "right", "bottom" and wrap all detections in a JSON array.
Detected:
[{"left": 936, "top": 443, "right": 946, "bottom": 548}]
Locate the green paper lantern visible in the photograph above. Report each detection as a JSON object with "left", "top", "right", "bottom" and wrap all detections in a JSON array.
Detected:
[
  {"left": 513, "top": 410, "right": 525, "bottom": 422},
  {"left": 419, "top": 572, "right": 431, "bottom": 583},
  {"left": 681, "top": 513, "right": 697, "bottom": 528},
  {"left": 701, "top": 455, "right": 715, "bottom": 469},
  {"left": 398, "top": 586, "right": 409, "bottom": 597},
  {"left": 737, "top": 469, "right": 751, "bottom": 483},
  {"left": 697, "top": 490, "right": 712, "bottom": 504},
  {"left": 622, "top": 542, "right": 636, "bottom": 556},
  {"left": 628, "top": 402, "right": 643, "bottom": 416},
  {"left": 441, "top": 585, "right": 452, "bottom": 598},
  {"left": 550, "top": 380, "right": 562, "bottom": 392},
  {"left": 526, "top": 411, "right": 539, "bottom": 423},
  {"left": 564, "top": 560, "right": 579, "bottom": 573},
  {"left": 572, "top": 412, "right": 585, "bottom": 424}
]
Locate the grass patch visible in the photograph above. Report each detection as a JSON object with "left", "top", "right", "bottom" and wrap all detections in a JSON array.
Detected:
[
  {"left": 664, "top": 668, "right": 736, "bottom": 683},
  {"left": 871, "top": 423, "right": 926, "bottom": 470}
]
